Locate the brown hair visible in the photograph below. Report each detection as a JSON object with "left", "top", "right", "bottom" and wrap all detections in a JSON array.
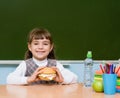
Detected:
[{"left": 24, "top": 27, "right": 56, "bottom": 60}]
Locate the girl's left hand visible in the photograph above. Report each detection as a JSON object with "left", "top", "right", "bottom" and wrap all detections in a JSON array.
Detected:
[{"left": 51, "top": 66, "right": 64, "bottom": 83}]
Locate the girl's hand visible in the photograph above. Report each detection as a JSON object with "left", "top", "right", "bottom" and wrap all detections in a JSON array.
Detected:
[
  {"left": 27, "top": 66, "right": 45, "bottom": 84},
  {"left": 51, "top": 66, "right": 64, "bottom": 83}
]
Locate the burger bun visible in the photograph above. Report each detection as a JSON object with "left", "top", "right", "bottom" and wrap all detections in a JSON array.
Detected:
[{"left": 38, "top": 67, "right": 56, "bottom": 81}]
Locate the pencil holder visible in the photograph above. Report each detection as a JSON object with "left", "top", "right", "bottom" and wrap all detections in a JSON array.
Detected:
[{"left": 103, "top": 74, "right": 117, "bottom": 95}]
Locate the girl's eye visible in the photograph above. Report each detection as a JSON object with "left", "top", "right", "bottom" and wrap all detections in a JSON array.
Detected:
[
  {"left": 43, "top": 43, "right": 49, "bottom": 45},
  {"left": 34, "top": 43, "right": 39, "bottom": 45}
]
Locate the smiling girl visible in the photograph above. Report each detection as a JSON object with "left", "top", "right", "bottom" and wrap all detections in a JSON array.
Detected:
[{"left": 7, "top": 27, "right": 78, "bottom": 85}]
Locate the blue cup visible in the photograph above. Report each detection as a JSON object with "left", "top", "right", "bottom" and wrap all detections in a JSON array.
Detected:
[{"left": 103, "top": 74, "right": 117, "bottom": 95}]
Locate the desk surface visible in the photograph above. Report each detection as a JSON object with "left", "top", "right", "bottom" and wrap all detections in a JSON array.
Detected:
[{"left": 0, "top": 84, "right": 120, "bottom": 98}]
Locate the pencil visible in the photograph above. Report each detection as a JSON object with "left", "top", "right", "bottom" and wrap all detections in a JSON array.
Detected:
[
  {"left": 100, "top": 64, "right": 104, "bottom": 73},
  {"left": 116, "top": 66, "right": 120, "bottom": 74}
]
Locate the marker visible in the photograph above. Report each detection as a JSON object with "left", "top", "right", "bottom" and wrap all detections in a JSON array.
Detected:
[
  {"left": 113, "top": 65, "right": 116, "bottom": 74},
  {"left": 109, "top": 64, "right": 113, "bottom": 74}
]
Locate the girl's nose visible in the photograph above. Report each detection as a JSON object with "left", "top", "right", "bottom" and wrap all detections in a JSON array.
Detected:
[{"left": 38, "top": 44, "right": 43, "bottom": 48}]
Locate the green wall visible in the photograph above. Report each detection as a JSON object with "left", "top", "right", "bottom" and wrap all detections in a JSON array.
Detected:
[{"left": 0, "top": 0, "right": 120, "bottom": 60}]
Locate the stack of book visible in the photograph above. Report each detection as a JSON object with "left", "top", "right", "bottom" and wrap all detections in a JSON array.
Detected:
[
  {"left": 94, "top": 70, "right": 103, "bottom": 81},
  {"left": 116, "top": 77, "right": 120, "bottom": 93}
]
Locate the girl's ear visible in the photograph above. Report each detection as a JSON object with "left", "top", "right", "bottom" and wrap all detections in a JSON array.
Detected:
[
  {"left": 50, "top": 44, "right": 54, "bottom": 52},
  {"left": 28, "top": 43, "right": 31, "bottom": 51}
]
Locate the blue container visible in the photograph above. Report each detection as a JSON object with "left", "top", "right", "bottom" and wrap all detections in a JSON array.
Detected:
[{"left": 103, "top": 74, "right": 117, "bottom": 95}]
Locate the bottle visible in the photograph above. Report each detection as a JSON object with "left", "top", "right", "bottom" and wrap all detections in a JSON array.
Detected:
[{"left": 84, "top": 51, "right": 93, "bottom": 87}]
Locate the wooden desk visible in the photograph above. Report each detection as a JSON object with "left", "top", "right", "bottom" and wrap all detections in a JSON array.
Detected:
[{"left": 0, "top": 84, "right": 120, "bottom": 98}]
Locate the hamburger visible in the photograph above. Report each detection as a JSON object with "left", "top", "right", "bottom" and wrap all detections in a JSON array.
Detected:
[{"left": 38, "top": 67, "right": 56, "bottom": 81}]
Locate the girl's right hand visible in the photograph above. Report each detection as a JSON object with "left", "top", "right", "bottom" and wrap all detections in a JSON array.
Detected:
[{"left": 27, "top": 66, "right": 45, "bottom": 84}]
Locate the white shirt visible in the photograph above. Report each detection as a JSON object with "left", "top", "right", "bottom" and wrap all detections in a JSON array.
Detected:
[{"left": 7, "top": 58, "right": 78, "bottom": 85}]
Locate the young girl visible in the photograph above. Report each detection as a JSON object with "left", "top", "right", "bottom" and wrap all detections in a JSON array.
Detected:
[{"left": 7, "top": 27, "right": 78, "bottom": 85}]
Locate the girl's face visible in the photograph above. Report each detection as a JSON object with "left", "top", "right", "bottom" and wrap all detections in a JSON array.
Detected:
[{"left": 28, "top": 38, "right": 53, "bottom": 60}]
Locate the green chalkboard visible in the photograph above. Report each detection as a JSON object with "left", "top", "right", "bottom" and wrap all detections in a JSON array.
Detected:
[{"left": 0, "top": 0, "right": 120, "bottom": 60}]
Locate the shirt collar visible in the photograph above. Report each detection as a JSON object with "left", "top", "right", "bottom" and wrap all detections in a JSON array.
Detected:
[{"left": 32, "top": 57, "right": 47, "bottom": 66}]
